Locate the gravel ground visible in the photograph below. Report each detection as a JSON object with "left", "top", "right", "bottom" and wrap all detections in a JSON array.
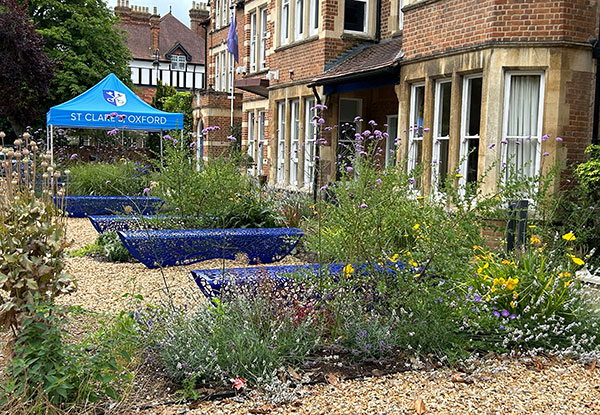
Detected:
[
  {"left": 128, "top": 358, "right": 600, "bottom": 415},
  {"left": 60, "top": 218, "right": 600, "bottom": 415}
]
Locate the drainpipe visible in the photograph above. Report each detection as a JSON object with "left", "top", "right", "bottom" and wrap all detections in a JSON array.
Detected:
[
  {"left": 592, "top": 34, "right": 600, "bottom": 145},
  {"left": 311, "top": 85, "right": 322, "bottom": 202},
  {"left": 375, "top": 0, "right": 382, "bottom": 42},
  {"left": 200, "top": 17, "right": 210, "bottom": 90}
]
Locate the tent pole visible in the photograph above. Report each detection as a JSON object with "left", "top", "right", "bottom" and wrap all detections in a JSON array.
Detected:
[
  {"left": 50, "top": 125, "right": 54, "bottom": 165},
  {"left": 181, "top": 128, "right": 183, "bottom": 150},
  {"left": 196, "top": 118, "right": 201, "bottom": 172},
  {"left": 160, "top": 129, "right": 163, "bottom": 167}
]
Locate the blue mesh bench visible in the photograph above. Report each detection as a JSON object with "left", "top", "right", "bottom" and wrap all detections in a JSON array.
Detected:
[
  {"left": 55, "top": 195, "right": 163, "bottom": 217},
  {"left": 191, "top": 263, "right": 344, "bottom": 299},
  {"left": 117, "top": 228, "right": 303, "bottom": 269},
  {"left": 191, "top": 261, "right": 409, "bottom": 300},
  {"left": 88, "top": 215, "right": 171, "bottom": 233}
]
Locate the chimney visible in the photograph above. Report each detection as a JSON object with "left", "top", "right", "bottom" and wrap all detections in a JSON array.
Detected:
[
  {"left": 114, "top": 0, "right": 132, "bottom": 22},
  {"left": 189, "top": 1, "right": 210, "bottom": 37},
  {"left": 150, "top": 7, "right": 161, "bottom": 56}
]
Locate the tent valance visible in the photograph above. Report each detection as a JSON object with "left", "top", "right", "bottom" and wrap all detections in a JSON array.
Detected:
[{"left": 46, "top": 73, "right": 183, "bottom": 131}]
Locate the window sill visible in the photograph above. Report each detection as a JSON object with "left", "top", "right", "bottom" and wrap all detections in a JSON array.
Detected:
[
  {"left": 341, "top": 31, "right": 375, "bottom": 41},
  {"left": 275, "top": 35, "right": 319, "bottom": 52},
  {"left": 246, "top": 69, "right": 269, "bottom": 77}
]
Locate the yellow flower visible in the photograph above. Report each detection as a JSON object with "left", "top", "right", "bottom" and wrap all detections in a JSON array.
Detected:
[
  {"left": 567, "top": 255, "right": 585, "bottom": 266},
  {"left": 409, "top": 259, "right": 419, "bottom": 268},
  {"left": 491, "top": 286, "right": 496, "bottom": 293},
  {"left": 414, "top": 273, "right": 421, "bottom": 278},
  {"left": 124, "top": 205, "right": 133, "bottom": 214},
  {"left": 562, "top": 232, "right": 576, "bottom": 242},
  {"left": 455, "top": 174, "right": 463, "bottom": 178},
  {"left": 486, "top": 295, "right": 491, "bottom": 301},
  {"left": 343, "top": 264, "right": 354, "bottom": 277},
  {"left": 389, "top": 254, "right": 399, "bottom": 263},
  {"left": 558, "top": 272, "right": 571, "bottom": 279},
  {"left": 493, "top": 278, "right": 499, "bottom": 286},
  {"left": 513, "top": 291, "right": 519, "bottom": 299},
  {"left": 530, "top": 235, "right": 541, "bottom": 245},
  {"left": 528, "top": 225, "right": 536, "bottom": 229},
  {"left": 502, "top": 259, "right": 511, "bottom": 265},
  {"left": 564, "top": 280, "right": 572, "bottom": 288},
  {"left": 413, "top": 224, "right": 420, "bottom": 230},
  {"left": 510, "top": 301, "right": 516, "bottom": 309},
  {"left": 498, "top": 277, "right": 506, "bottom": 286},
  {"left": 477, "top": 267, "right": 483, "bottom": 274},
  {"left": 506, "top": 278, "right": 518, "bottom": 291},
  {"left": 473, "top": 245, "right": 482, "bottom": 251},
  {"left": 483, "top": 262, "right": 489, "bottom": 269},
  {"left": 417, "top": 196, "right": 424, "bottom": 200}
]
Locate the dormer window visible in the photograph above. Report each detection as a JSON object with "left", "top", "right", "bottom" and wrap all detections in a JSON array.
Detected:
[{"left": 171, "top": 55, "right": 186, "bottom": 71}]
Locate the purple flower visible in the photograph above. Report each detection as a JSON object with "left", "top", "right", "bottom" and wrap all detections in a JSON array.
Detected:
[
  {"left": 509, "top": 314, "right": 517, "bottom": 319},
  {"left": 163, "top": 134, "right": 171, "bottom": 140},
  {"left": 320, "top": 184, "right": 328, "bottom": 191},
  {"left": 228, "top": 136, "right": 237, "bottom": 141},
  {"left": 473, "top": 296, "right": 481, "bottom": 302},
  {"left": 437, "top": 298, "right": 443, "bottom": 303},
  {"left": 143, "top": 187, "right": 151, "bottom": 195},
  {"left": 556, "top": 136, "right": 563, "bottom": 142},
  {"left": 318, "top": 118, "right": 325, "bottom": 124},
  {"left": 109, "top": 112, "right": 118, "bottom": 117},
  {"left": 408, "top": 177, "right": 416, "bottom": 185},
  {"left": 488, "top": 143, "right": 496, "bottom": 149},
  {"left": 106, "top": 180, "right": 111, "bottom": 185},
  {"left": 118, "top": 114, "right": 127, "bottom": 120},
  {"left": 515, "top": 141, "right": 521, "bottom": 145},
  {"left": 493, "top": 311, "right": 501, "bottom": 317},
  {"left": 107, "top": 128, "right": 119, "bottom": 136},
  {"left": 172, "top": 139, "right": 178, "bottom": 145},
  {"left": 501, "top": 309, "right": 509, "bottom": 317},
  {"left": 542, "top": 152, "right": 550, "bottom": 157},
  {"left": 376, "top": 179, "right": 382, "bottom": 184},
  {"left": 542, "top": 134, "right": 549, "bottom": 141},
  {"left": 346, "top": 166, "right": 354, "bottom": 172},
  {"left": 70, "top": 153, "right": 77, "bottom": 160},
  {"left": 190, "top": 142, "right": 196, "bottom": 148},
  {"left": 423, "top": 127, "right": 430, "bottom": 132},
  {"left": 359, "top": 203, "right": 368, "bottom": 208},
  {"left": 501, "top": 140, "right": 508, "bottom": 145}
]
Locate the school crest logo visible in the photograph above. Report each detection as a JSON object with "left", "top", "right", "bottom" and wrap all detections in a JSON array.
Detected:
[{"left": 103, "top": 90, "right": 127, "bottom": 107}]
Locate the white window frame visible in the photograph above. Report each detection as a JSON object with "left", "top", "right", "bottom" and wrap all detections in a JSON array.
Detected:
[
  {"left": 459, "top": 75, "right": 482, "bottom": 189},
  {"left": 408, "top": 83, "right": 425, "bottom": 174},
  {"left": 222, "top": 0, "right": 229, "bottom": 27},
  {"left": 215, "top": 53, "right": 221, "bottom": 91},
  {"left": 398, "top": 0, "right": 404, "bottom": 31},
  {"left": 220, "top": 52, "right": 227, "bottom": 92},
  {"left": 309, "top": 0, "right": 318, "bottom": 35},
  {"left": 294, "top": 0, "right": 304, "bottom": 40},
  {"left": 247, "top": 111, "right": 256, "bottom": 175},
  {"left": 385, "top": 114, "right": 398, "bottom": 168},
  {"left": 290, "top": 99, "right": 300, "bottom": 186},
  {"left": 250, "top": 11, "right": 257, "bottom": 73},
  {"left": 304, "top": 97, "right": 316, "bottom": 187},
  {"left": 281, "top": 0, "right": 290, "bottom": 45},
  {"left": 171, "top": 55, "right": 186, "bottom": 71},
  {"left": 344, "top": 0, "right": 368, "bottom": 34},
  {"left": 228, "top": 53, "right": 234, "bottom": 94},
  {"left": 259, "top": 7, "right": 268, "bottom": 70},
  {"left": 215, "top": 0, "right": 221, "bottom": 29},
  {"left": 431, "top": 80, "right": 452, "bottom": 192},
  {"left": 501, "top": 71, "right": 545, "bottom": 183},
  {"left": 277, "top": 101, "right": 286, "bottom": 183},
  {"left": 257, "top": 111, "right": 265, "bottom": 176}
]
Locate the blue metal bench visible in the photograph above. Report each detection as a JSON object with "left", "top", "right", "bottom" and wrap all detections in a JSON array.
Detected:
[
  {"left": 191, "top": 261, "right": 409, "bottom": 300},
  {"left": 117, "top": 227, "right": 303, "bottom": 269},
  {"left": 191, "top": 263, "right": 344, "bottom": 299},
  {"left": 55, "top": 195, "right": 163, "bottom": 217},
  {"left": 89, "top": 215, "right": 174, "bottom": 233}
]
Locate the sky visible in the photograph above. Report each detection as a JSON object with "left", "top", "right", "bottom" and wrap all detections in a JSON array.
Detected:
[{"left": 105, "top": 0, "right": 207, "bottom": 26}]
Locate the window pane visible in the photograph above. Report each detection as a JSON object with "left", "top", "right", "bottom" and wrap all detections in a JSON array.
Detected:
[
  {"left": 466, "top": 138, "right": 479, "bottom": 183},
  {"left": 438, "top": 82, "right": 451, "bottom": 137},
  {"left": 467, "top": 78, "right": 482, "bottom": 137},
  {"left": 507, "top": 75, "right": 540, "bottom": 137},
  {"left": 344, "top": 0, "right": 365, "bottom": 31}
]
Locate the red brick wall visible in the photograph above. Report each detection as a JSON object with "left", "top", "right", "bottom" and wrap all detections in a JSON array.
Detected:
[
  {"left": 402, "top": 0, "right": 597, "bottom": 59},
  {"left": 563, "top": 70, "right": 594, "bottom": 167}
]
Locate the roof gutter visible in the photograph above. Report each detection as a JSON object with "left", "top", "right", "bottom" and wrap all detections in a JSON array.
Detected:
[{"left": 309, "top": 62, "right": 400, "bottom": 88}]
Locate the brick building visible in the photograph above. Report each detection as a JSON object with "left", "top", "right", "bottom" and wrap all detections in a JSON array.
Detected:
[
  {"left": 115, "top": 0, "right": 208, "bottom": 104},
  {"left": 194, "top": 0, "right": 599, "bottom": 194}
]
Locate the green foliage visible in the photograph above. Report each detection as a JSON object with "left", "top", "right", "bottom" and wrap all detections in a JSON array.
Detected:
[
  {"left": 27, "top": 0, "right": 132, "bottom": 111},
  {"left": 0, "top": 192, "right": 74, "bottom": 332},
  {"left": 139, "top": 294, "right": 320, "bottom": 387},
  {"left": 155, "top": 142, "right": 282, "bottom": 229},
  {"left": 68, "top": 160, "right": 152, "bottom": 196},
  {"left": 1, "top": 302, "right": 135, "bottom": 413},
  {"left": 162, "top": 92, "right": 194, "bottom": 137},
  {"left": 98, "top": 232, "right": 131, "bottom": 262},
  {"left": 576, "top": 144, "right": 600, "bottom": 194}
]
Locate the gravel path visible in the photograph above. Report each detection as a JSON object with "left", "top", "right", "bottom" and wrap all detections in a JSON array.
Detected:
[{"left": 61, "top": 218, "right": 600, "bottom": 415}]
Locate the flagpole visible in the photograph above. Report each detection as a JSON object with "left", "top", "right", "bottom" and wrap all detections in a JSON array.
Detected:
[{"left": 229, "top": 8, "right": 234, "bottom": 131}]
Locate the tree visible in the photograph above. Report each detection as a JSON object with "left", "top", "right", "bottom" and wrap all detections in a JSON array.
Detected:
[
  {"left": 0, "top": 0, "right": 54, "bottom": 136},
  {"left": 25, "top": 0, "right": 132, "bottom": 109}
]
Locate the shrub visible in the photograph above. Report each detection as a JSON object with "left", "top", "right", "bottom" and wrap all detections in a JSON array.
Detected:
[
  {"left": 68, "top": 160, "right": 151, "bottom": 196},
  {"left": 98, "top": 232, "right": 131, "bottom": 262},
  {"left": 138, "top": 292, "right": 320, "bottom": 387}
]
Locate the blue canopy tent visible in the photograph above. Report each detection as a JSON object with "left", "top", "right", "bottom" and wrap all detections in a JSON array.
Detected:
[{"left": 46, "top": 73, "right": 184, "bottom": 163}]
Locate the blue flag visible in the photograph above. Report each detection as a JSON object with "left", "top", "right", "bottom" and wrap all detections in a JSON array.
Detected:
[{"left": 227, "top": 11, "right": 239, "bottom": 63}]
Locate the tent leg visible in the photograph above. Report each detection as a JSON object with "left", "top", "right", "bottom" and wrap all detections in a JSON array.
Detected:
[
  {"left": 181, "top": 129, "right": 184, "bottom": 150},
  {"left": 50, "top": 125, "right": 54, "bottom": 165},
  {"left": 196, "top": 119, "right": 201, "bottom": 172},
  {"left": 160, "top": 130, "right": 163, "bottom": 167}
]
